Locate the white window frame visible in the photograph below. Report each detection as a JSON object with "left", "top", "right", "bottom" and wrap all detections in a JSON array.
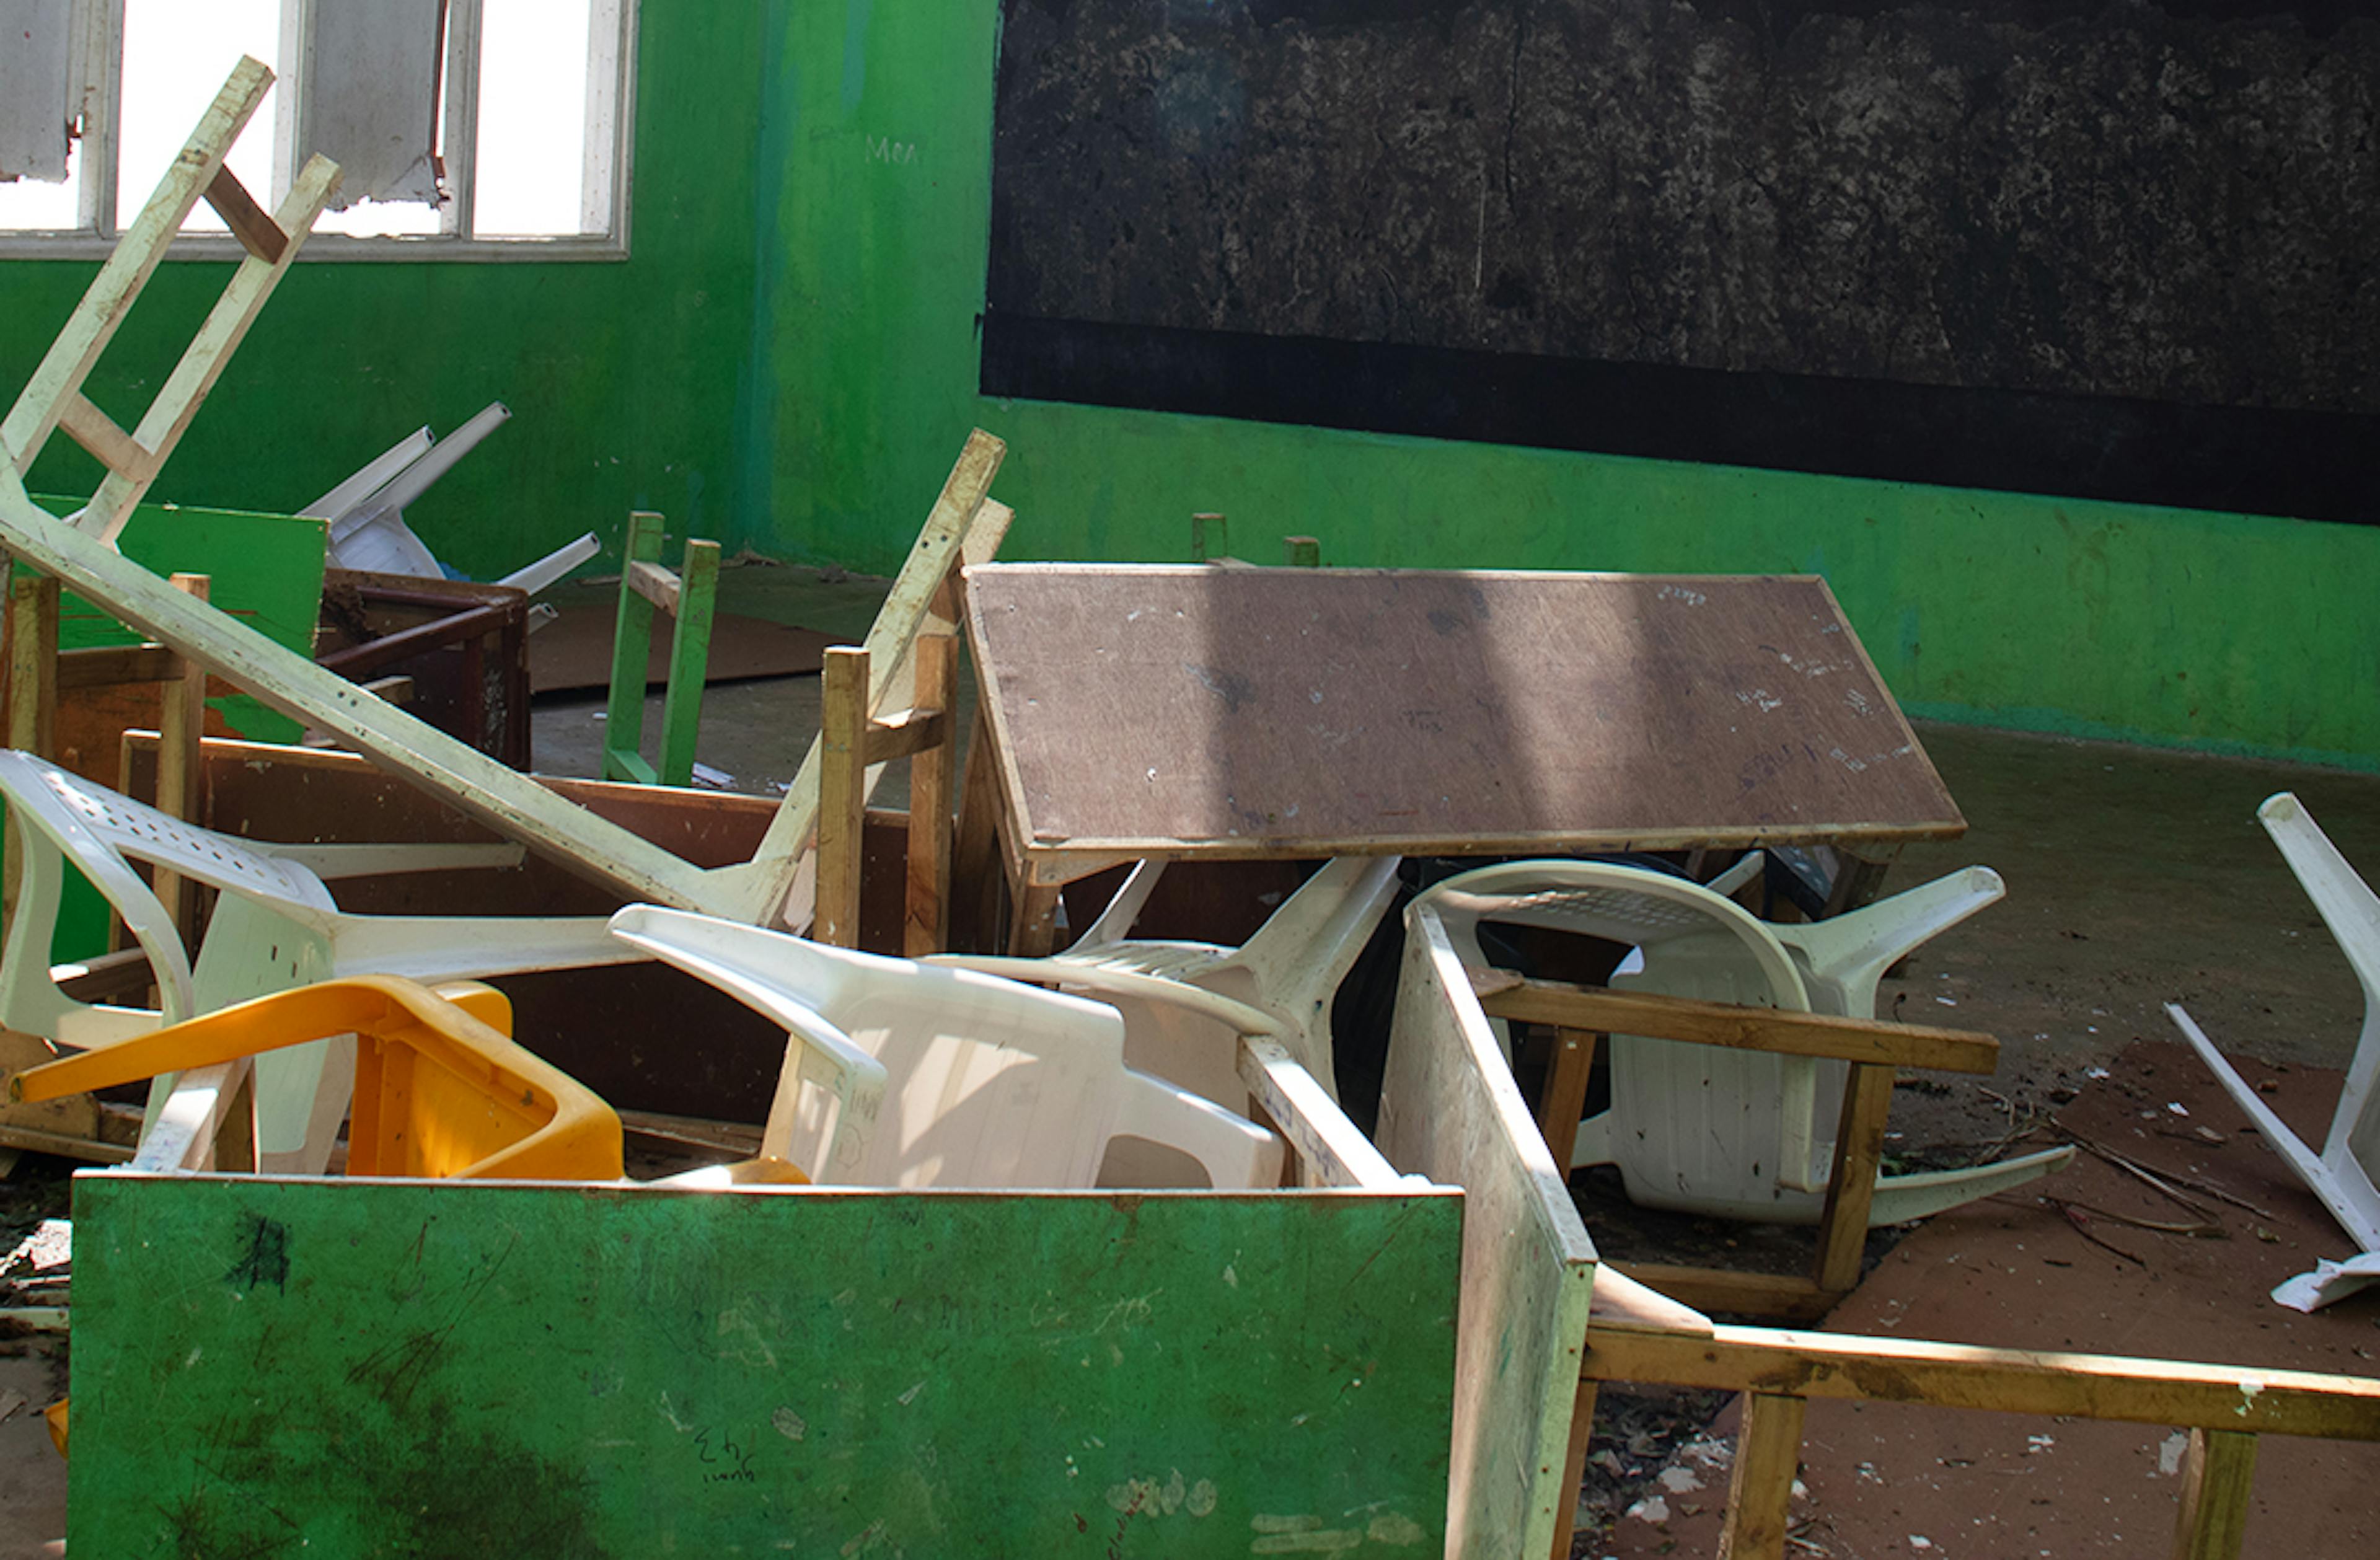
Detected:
[{"left": 0, "top": 0, "right": 637, "bottom": 262}]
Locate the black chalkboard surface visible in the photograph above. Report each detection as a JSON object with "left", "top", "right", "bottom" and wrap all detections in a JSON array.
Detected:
[{"left": 985, "top": 1, "right": 2379, "bottom": 523}]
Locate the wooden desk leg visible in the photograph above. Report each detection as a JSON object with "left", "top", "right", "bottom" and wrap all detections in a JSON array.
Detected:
[
  {"left": 1549, "top": 1376, "right": 1598, "bottom": 1560},
  {"left": 153, "top": 573, "right": 210, "bottom": 944},
  {"left": 1813, "top": 1062, "right": 1896, "bottom": 1295},
  {"left": 2171, "top": 1428, "right": 2257, "bottom": 1560},
  {"left": 1536, "top": 1027, "right": 1597, "bottom": 1177},
  {"left": 1007, "top": 881, "right": 1064, "bottom": 956},
  {"left": 902, "top": 632, "right": 956, "bottom": 956},
  {"left": 814, "top": 646, "right": 870, "bottom": 948},
  {"left": 950, "top": 703, "right": 1005, "bottom": 954},
  {"left": 3, "top": 573, "right": 60, "bottom": 922},
  {"left": 1717, "top": 1391, "right": 1806, "bottom": 1560}
]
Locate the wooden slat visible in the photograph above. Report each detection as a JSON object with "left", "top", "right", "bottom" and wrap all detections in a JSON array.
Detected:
[
  {"left": 1479, "top": 978, "right": 1999, "bottom": 1074},
  {"left": 1535, "top": 1026, "right": 1595, "bottom": 1174},
  {"left": 1238, "top": 1036, "right": 1399, "bottom": 1189},
  {"left": 1719, "top": 1392, "right": 1808, "bottom": 1560},
  {"left": 1584, "top": 1324, "right": 2380, "bottom": 1441},
  {"left": 3, "top": 573, "right": 61, "bottom": 924},
  {"left": 1584, "top": 1267, "right": 1717, "bottom": 1339},
  {"left": 625, "top": 558, "right": 681, "bottom": 614},
  {"left": 55, "top": 392, "right": 154, "bottom": 480},
  {"left": 863, "top": 705, "right": 951, "bottom": 764},
  {"left": 2172, "top": 1428, "right": 2259, "bottom": 1560},
  {"left": 1812, "top": 1062, "right": 1895, "bottom": 1293},
  {"left": 201, "top": 165, "right": 287, "bottom": 263},
  {"left": 56, "top": 643, "right": 180, "bottom": 689},
  {"left": 1606, "top": 1263, "right": 1835, "bottom": 1324},
  {"left": 813, "top": 647, "right": 869, "bottom": 948}
]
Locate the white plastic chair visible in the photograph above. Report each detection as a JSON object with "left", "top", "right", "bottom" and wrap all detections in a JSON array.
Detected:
[
  {"left": 0, "top": 749, "right": 635, "bottom": 1170},
  {"left": 609, "top": 906, "right": 1285, "bottom": 1190},
  {"left": 930, "top": 855, "right": 1401, "bottom": 1111},
  {"left": 1416, "top": 858, "right": 2069, "bottom": 1225},
  {"left": 2171, "top": 791, "right": 2380, "bottom": 1311}
]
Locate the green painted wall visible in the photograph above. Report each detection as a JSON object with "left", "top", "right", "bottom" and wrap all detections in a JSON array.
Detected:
[
  {"left": 0, "top": 5, "right": 765, "bottom": 580},
  {"left": 758, "top": 2, "right": 2378, "bottom": 770},
  {"left": 3, "top": 4, "right": 2368, "bottom": 768}
]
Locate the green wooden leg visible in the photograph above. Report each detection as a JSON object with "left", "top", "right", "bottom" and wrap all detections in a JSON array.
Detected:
[
  {"left": 657, "top": 538, "right": 720, "bottom": 787},
  {"left": 602, "top": 511, "right": 664, "bottom": 784}
]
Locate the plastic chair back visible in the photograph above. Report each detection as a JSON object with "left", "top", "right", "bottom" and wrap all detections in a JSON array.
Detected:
[{"left": 612, "top": 907, "right": 1127, "bottom": 1188}]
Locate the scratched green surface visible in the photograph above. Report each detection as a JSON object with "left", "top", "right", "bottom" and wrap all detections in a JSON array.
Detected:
[{"left": 68, "top": 1174, "right": 1460, "bottom": 1557}]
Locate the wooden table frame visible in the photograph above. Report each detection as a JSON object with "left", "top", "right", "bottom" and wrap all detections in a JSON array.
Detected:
[
  {"left": 1474, "top": 970, "right": 2002, "bottom": 1323},
  {"left": 954, "top": 563, "right": 1965, "bottom": 954}
]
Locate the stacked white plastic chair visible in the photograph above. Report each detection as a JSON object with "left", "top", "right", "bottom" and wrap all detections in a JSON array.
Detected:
[
  {"left": 610, "top": 906, "right": 1284, "bottom": 1189},
  {"left": 1414, "top": 856, "right": 2071, "bottom": 1224},
  {"left": 0, "top": 750, "right": 633, "bottom": 1171},
  {"left": 2170, "top": 792, "right": 2380, "bottom": 1311}
]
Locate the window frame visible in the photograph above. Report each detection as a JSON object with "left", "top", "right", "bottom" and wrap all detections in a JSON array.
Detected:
[{"left": 0, "top": 0, "right": 638, "bottom": 263}]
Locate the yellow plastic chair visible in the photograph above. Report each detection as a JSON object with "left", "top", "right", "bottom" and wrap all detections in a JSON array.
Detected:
[{"left": 9, "top": 976, "right": 623, "bottom": 1181}]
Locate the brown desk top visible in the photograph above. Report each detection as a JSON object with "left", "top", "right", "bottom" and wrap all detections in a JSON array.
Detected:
[{"left": 966, "top": 565, "right": 1962, "bottom": 875}]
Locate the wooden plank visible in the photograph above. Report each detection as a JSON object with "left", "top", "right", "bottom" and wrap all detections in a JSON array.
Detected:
[
  {"left": 1479, "top": 978, "right": 1999, "bottom": 1074},
  {"left": 201, "top": 165, "right": 288, "bottom": 263},
  {"left": 1582, "top": 1267, "right": 1717, "bottom": 1338},
  {"left": 862, "top": 705, "right": 951, "bottom": 765},
  {"left": 1583, "top": 1324, "right": 2380, "bottom": 1440},
  {"left": 1377, "top": 903, "right": 1598, "bottom": 1558},
  {"left": 726, "top": 431, "right": 1006, "bottom": 927},
  {"left": 1238, "top": 1036, "right": 1400, "bottom": 1189},
  {"left": 66, "top": 1174, "right": 1461, "bottom": 1556},
  {"left": 1549, "top": 1381, "right": 1598, "bottom": 1560},
  {"left": 55, "top": 643, "right": 180, "bottom": 689},
  {"left": 902, "top": 632, "right": 956, "bottom": 957},
  {"left": 151, "top": 573, "right": 211, "bottom": 941},
  {"left": 81, "top": 152, "right": 346, "bottom": 544},
  {"left": 625, "top": 558, "right": 681, "bottom": 614},
  {"left": 1718, "top": 1393, "right": 1807, "bottom": 1560},
  {"left": 1, "top": 58, "right": 274, "bottom": 474},
  {"left": 1812, "top": 1061, "right": 1895, "bottom": 1294},
  {"left": 2172, "top": 1428, "right": 2259, "bottom": 1560},
  {"left": 963, "top": 565, "right": 1965, "bottom": 865},
  {"left": 55, "top": 393, "right": 154, "bottom": 482},
  {"left": 1606, "top": 1263, "right": 1835, "bottom": 1324},
  {"left": 814, "top": 647, "right": 870, "bottom": 948}
]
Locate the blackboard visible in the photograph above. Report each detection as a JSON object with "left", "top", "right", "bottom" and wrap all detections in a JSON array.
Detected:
[{"left": 987, "top": 1, "right": 2380, "bottom": 523}]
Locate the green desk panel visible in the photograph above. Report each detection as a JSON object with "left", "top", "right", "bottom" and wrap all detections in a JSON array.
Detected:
[{"left": 68, "top": 1174, "right": 1460, "bottom": 1557}]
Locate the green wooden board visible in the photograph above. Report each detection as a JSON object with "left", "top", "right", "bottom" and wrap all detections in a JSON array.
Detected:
[
  {"left": 34, "top": 494, "right": 330, "bottom": 746},
  {"left": 68, "top": 1174, "right": 1460, "bottom": 1556}
]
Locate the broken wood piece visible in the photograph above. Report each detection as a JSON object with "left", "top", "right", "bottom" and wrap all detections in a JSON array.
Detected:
[
  {"left": 625, "top": 558, "right": 681, "bottom": 615},
  {"left": 1478, "top": 978, "right": 1999, "bottom": 1074}
]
